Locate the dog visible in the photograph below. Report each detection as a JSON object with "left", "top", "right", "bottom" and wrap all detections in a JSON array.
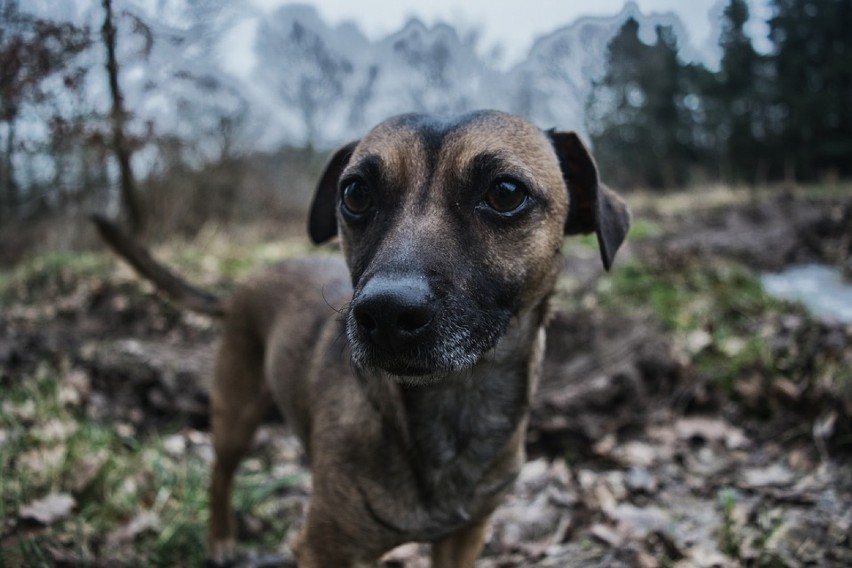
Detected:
[{"left": 94, "top": 110, "right": 630, "bottom": 567}]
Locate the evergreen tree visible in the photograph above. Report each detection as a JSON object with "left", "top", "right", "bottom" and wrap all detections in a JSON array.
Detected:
[
  {"left": 587, "top": 18, "right": 652, "bottom": 188},
  {"left": 713, "top": 0, "right": 766, "bottom": 183},
  {"left": 769, "top": 0, "right": 852, "bottom": 180},
  {"left": 587, "top": 19, "right": 694, "bottom": 189}
]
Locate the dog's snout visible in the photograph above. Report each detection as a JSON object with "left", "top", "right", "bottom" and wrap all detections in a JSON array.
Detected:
[{"left": 352, "top": 276, "right": 434, "bottom": 350}]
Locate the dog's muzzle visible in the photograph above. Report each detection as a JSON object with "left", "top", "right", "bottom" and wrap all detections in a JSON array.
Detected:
[{"left": 347, "top": 272, "right": 512, "bottom": 380}]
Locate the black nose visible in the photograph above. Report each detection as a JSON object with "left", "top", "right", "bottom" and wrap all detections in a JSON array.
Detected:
[{"left": 352, "top": 276, "right": 434, "bottom": 351}]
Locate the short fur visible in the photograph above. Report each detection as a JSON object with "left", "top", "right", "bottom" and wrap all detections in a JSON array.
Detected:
[{"left": 95, "top": 110, "right": 630, "bottom": 567}]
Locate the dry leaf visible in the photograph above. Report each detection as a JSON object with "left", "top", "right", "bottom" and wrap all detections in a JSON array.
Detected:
[
  {"left": 19, "top": 446, "right": 66, "bottom": 477},
  {"left": 3, "top": 399, "right": 36, "bottom": 422},
  {"left": 683, "top": 329, "right": 712, "bottom": 355},
  {"left": 59, "top": 369, "right": 91, "bottom": 406},
  {"left": 162, "top": 434, "right": 186, "bottom": 457},
  {"left": 106, "top": 511, "right": 161, "bottom": 546},
  {"left": 589, "top": 523, "right": 623, "bottom": 547},
  {"left": 19, "top": 493, "right": 76, "bottom": 525},
  {"left": 31, "top": 418, "right": 78, "bottom": 443},
  {"left": 741, "top": 464, "right": 795, "bottom": 488},
  {"left": 607, "top": 503, "right": 670, "bottom": 539},
  {"left": 70, "top": 450, "right": 109, "bottom": 492},
  {"left": 674, "top": 416, "right": 749, "bottom": 449},
  {"left": 380, "top": 543, "right": 429, "bottom": 568}
]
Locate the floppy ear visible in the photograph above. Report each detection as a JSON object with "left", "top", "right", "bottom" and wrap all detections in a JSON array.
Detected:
[
  {"left": 548, "top": 131, "right": 631, "bottom": 270},
  {"left": 308, "top": 140, "right": 359, "bottom": 244}
]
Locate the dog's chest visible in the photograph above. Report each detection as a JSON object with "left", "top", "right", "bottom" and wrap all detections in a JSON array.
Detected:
[{"left": 354, "top": 361, "right": 531, "bottom": 540}]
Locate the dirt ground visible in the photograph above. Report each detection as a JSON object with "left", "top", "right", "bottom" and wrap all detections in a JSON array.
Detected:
[{"left": 1, "top": 193, "right": 851, "bottom": 566}]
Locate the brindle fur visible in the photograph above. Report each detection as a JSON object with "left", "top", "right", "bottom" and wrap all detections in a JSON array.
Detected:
[{"left": 96, "top": 110, "right": 630, "bottom": 567}]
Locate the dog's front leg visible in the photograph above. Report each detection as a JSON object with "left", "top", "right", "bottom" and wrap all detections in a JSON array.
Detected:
[
  {"left": 431, "top": 518, "right": 489, "bottom": 568},
  {"left": 292, "top": 513, "right": 381, "bottom": 568}
]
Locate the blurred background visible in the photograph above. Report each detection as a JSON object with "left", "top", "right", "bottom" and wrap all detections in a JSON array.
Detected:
[
  {"left": 1, "top": 2, "right": 851, "bottom": 566},
  {"left": 2, "top": 0, "right": 849, "bottom": 258}
]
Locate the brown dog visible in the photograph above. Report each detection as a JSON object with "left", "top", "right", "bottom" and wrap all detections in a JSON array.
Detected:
[{"left": 94, "top": 110, "right": 629, "bottom": 567}]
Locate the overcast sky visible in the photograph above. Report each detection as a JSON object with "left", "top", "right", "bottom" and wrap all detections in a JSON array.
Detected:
[{"left": 248, "top": 0, "right": 773, "bottom": 66}]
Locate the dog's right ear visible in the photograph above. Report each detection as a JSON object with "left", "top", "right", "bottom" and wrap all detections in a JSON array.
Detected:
[
  {"left": 548, "top": 131, "right": 631, "bottom": 271},
  {"left": 308, "top": 140, "right": 359, "bottom": 244}
]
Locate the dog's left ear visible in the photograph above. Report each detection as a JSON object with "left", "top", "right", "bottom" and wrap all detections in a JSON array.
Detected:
[
  {"left": 308, "top": 140, "right": 359, "bottom": 244},
  {"left": 548, "top": 131, "right": 631, "bottom": 270}
]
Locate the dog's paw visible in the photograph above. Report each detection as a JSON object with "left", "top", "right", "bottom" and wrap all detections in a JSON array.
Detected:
[{"left": 206, "top": 537, "right": 236, "bottom": 567}]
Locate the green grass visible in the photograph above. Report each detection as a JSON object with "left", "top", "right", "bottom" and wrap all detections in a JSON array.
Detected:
[
  {"left": 568, "top": 217, "right": 664, "bottom": 251},
  {"left": 0, "top": 250, "right": 113, "bottom": 302},
  {"left": 589, "top": 256, "right": 809, "bottom": 395},
  {"left": 0, "top": 228, "right": 321, "bottom": 308},
  {"left": 717, "top": 488, "right": 740, "bottom": 555},
  {"left": 0, "top": 363, "right": 304, "bottom": 566},
  {"left": 0, "top": 366, "right": 201, "bottom": 565},
  {"left": 0, "top": 230, "right": 326, "bottom": 564}
]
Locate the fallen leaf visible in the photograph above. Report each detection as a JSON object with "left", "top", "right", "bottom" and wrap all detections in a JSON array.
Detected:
[
  {"left": 683, "top": 329, "right": 712, "bottom": 355},
  {"left": 59, "top": 369, "right": 91, "bottom": 407},
  {"left": 3, "top": 399, "right": 36, "bottom": 422},
  {"left": 720, "top": 336, "right": 746, "bottom": 356},
  {"left": 70, "top": 450, "right": 108, "bottom": 492},
  {"left": 617, "top": 440, "right": 661, "bottom": 467},
  {"left": 607, "top": 503, "right": 670, "bottom": 538},
  {"left": 741, "top": 464, "right": 795, "bottom": 488},
  {"left": 380, "top": 543, "right": 430, "bottom": 568},
  {"left": 674, "top": 416, "right": 749, "bottom": 449},
  {"left": 19, "top": 493, "right": 76, "bottom": 525},
  {"left": 813, "top": 410, "right": 838, "bottom": 441},
  {"left": 770, "top": 378, "right": 802, "bottom": 402},
  {"left": 734, "top": 374, "right": 763, "bottom": 407},
  {"left": 625, "top": 467, "right": 658, "bottom": 494},
  {"left": 677, "top": 546, "right": 736, "bottom": 568},
  {"left": 31, "top": 418, "right": 78, "bottom": 443},
  {"left": 589, "top": 523, "right": 623, "bottom": 547},
  {"left": 19, "top": 446, "right": 66, "bottom": 478},
  {"left": 162, "top": 433, "right": 186, "bottom": 457},
  {"left": 106, "top": 511, "right": 161, "bottom": 546}
]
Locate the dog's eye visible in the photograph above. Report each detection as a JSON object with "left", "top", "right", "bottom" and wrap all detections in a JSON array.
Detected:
[
  {"left": 484, "top": 179, "right": 528, "bottom": 214},
  {"left": 341, "top": 180, "right": 372, "bottom": 216}
]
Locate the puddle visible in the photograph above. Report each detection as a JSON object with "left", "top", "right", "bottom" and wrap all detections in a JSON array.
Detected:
[{"left": 761, "top": 263, "right": 852, "bottom": 323}]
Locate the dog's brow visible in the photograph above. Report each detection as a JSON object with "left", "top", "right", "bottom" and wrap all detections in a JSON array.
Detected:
[
  {"left": 467, "top": 151, "right": 536, "bottom": 186},
  {"left": 346, "top": 154, "right": 385, "bottom": 183}
]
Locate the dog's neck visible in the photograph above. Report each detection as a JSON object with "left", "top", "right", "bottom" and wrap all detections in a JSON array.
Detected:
[{"left": 362, "top": 301, "right": 548, "bottom": 526}]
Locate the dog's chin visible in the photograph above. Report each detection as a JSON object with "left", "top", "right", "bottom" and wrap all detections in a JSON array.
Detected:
[
  {"left": 351, "top": 351, "right": 479, "bottom": 386},
  {"left": 382, "top": 361, "right": 474, "bottom": 385}
]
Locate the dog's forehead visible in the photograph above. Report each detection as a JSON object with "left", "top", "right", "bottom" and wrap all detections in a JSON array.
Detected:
[{"left": 350, "top": 111, "right": 557, "bottom": 175}]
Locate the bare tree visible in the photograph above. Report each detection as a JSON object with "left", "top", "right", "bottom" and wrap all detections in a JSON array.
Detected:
[
  {"left": 101, "top": 0, "right": 143, "bottom": 233},
  {"left": 256, "top": 18, "right": 352, "bottom": 148},
  {"left": 0, "top": 0, "right": 89, "bottom": 220}
]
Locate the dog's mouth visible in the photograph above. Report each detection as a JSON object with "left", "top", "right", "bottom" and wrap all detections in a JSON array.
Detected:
[
  {"left": 345, "top": 309, "right": 510, "bottom": 382},
  {"left": 348, "top": 335, "right": 474, "bottom": 381},
  {"left": 381, "top": 361, "right": 441, "bottom": 377},
  {"left": 372, "top": 362, "right": 458, "bottom": 385}
]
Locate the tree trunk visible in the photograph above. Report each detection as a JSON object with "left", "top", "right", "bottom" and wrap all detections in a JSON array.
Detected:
[
  {"left": 101, "top": 0, "right": 143, "bottom": 234},
  {"left": 1, "top": 119, "right": 18, "bottom": 220}
]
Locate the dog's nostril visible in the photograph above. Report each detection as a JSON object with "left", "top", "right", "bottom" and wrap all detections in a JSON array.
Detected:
[
  {"left": 397, "top": 307, "right": 432, "bottom": 333},
  {"left": 355, "top": 309, "right": 378, "bottom": 332}
]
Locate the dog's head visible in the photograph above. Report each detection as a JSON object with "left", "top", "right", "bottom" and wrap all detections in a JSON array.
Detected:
[{"left": 308, "top": 111, "right": 629, "bottom": 382}]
